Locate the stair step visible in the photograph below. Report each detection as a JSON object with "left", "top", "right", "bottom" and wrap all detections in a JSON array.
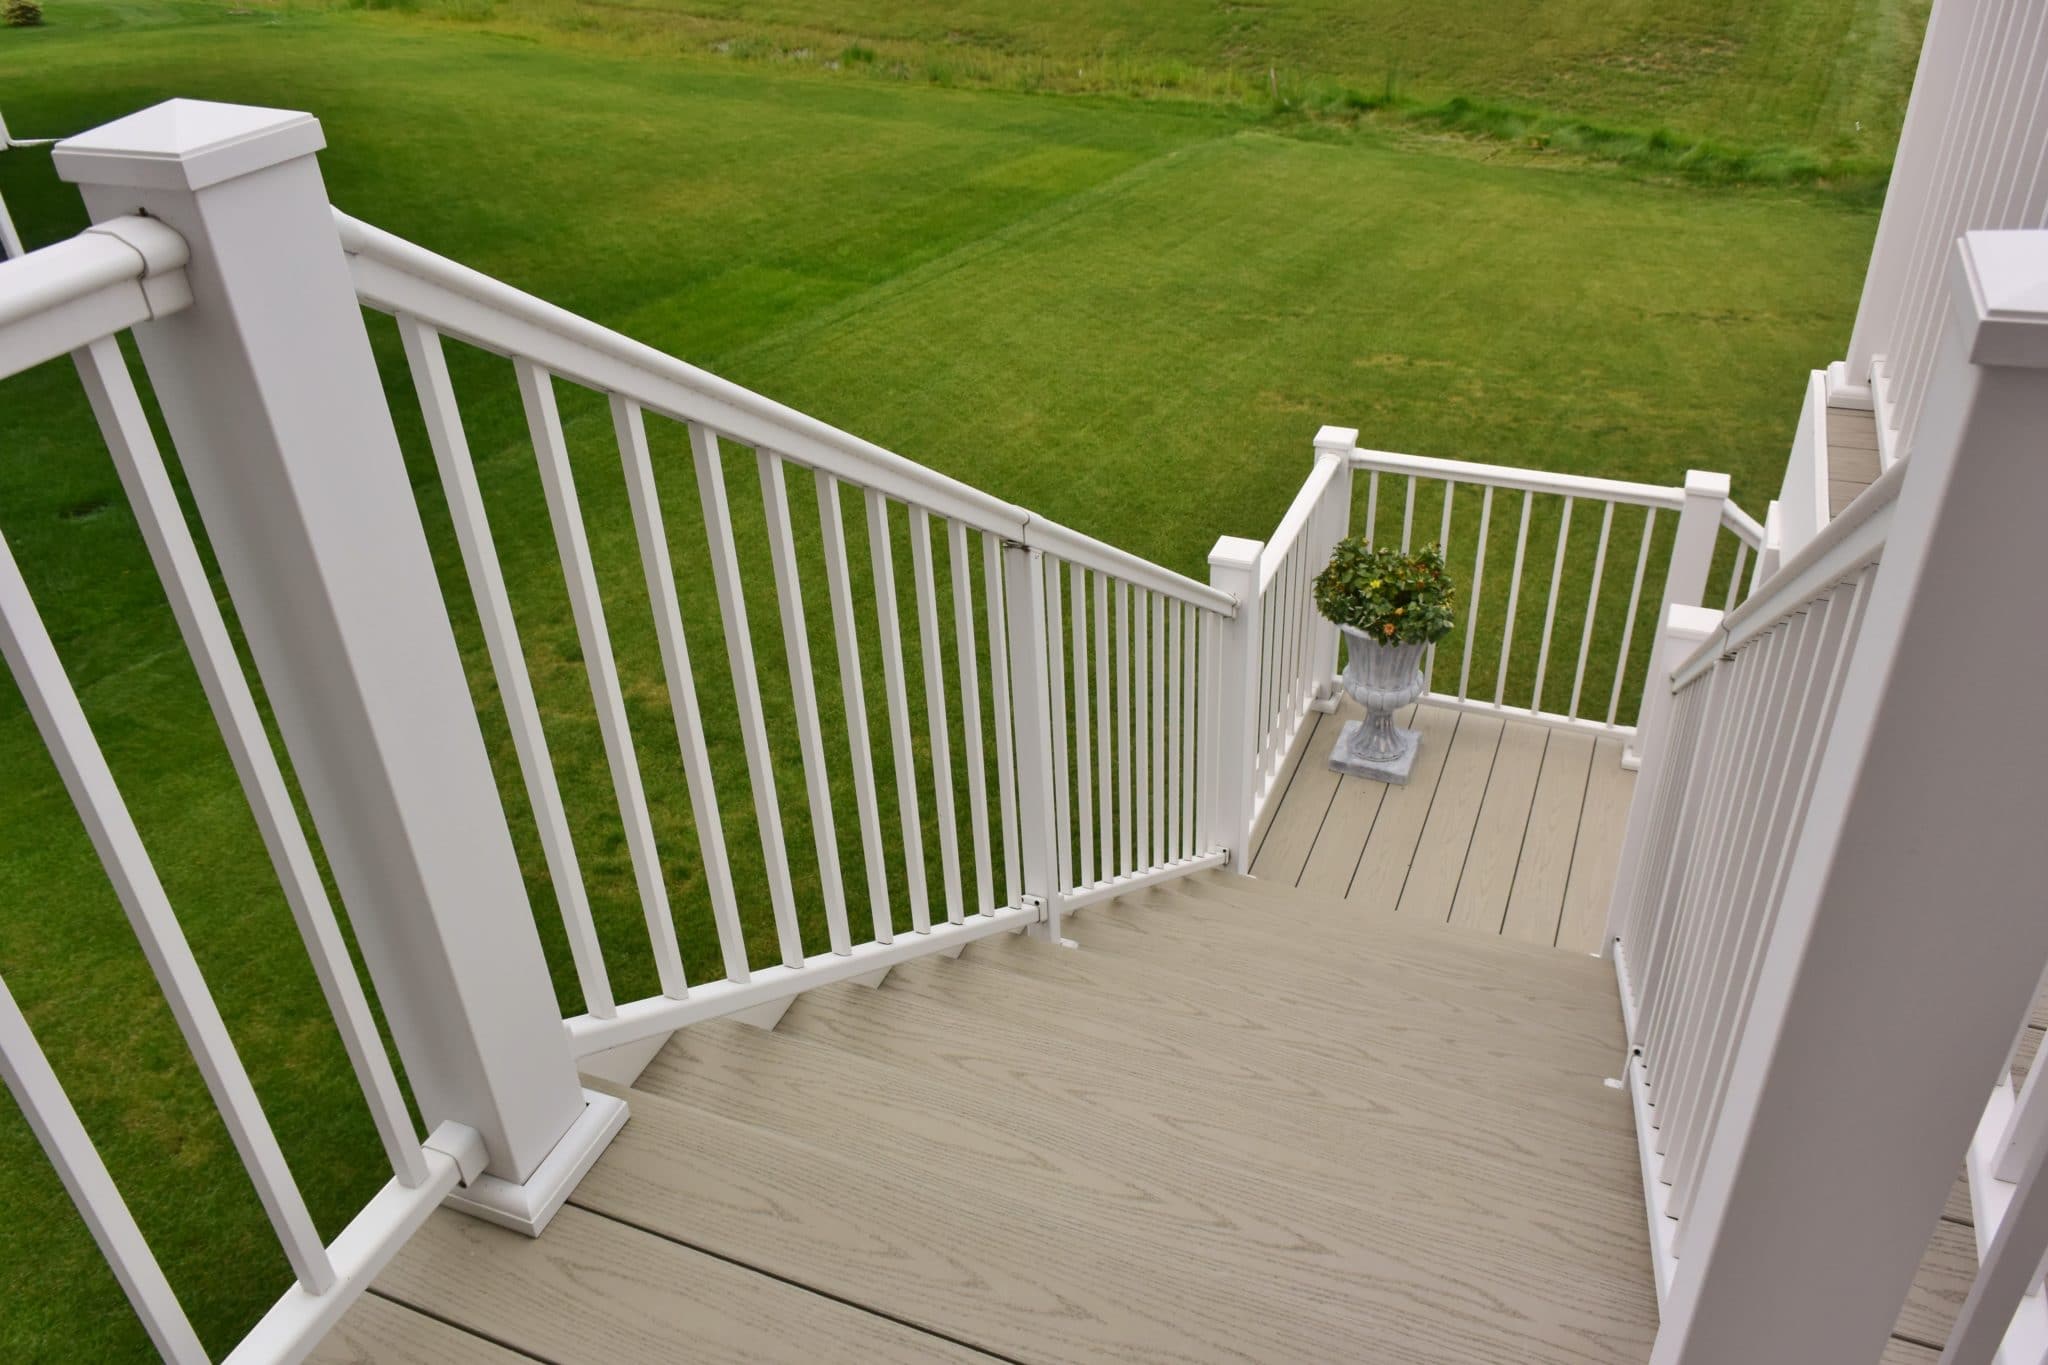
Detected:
[
  {"left": 1039, "top": 886, "right": 1620, "bottom": 1056},
  {"left": 880, "top": 945, "right": 1628, "bottom": 1137},
  {"left": 1177, "top": 871, "right": 1611, "bottom": 976},
  {"left": 562, "top": 869, "right": 1658, "bottom": 1362},
  {"left": 947, "top": 917, "right": 1618, "bottom": 1088},
  {"left": 628, "top": 977, "right": 1648, "bottom": 1316}
]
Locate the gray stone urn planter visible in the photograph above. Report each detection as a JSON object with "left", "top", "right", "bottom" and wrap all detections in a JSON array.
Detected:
[{"left": 1330, "top": 625, "right": 1427, "bottom": 784}]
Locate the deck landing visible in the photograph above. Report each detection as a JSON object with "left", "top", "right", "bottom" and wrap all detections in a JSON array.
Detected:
[{"left": 1249, "top": 699, "right": 1634, "bottom": 953}]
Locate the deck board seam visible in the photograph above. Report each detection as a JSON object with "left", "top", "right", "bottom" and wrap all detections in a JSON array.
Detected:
[
  {"left": 1250, "top": 711, "right": 1322, "bottom": 869},
  {"left": 1285, "top": 734, "right": 1348, "bottom": 887},
  {"left": 1551, "top": 731, "right": 1603, "bottom": 949},
  {"left": 363, "top": 1287, "right": 558, "bottom": 1364},
  {"left": 1496, "top": 728, "right": 1555, "bottom": 935},
  {"left": 561, "top": 1197, "right": 1025, "bottom": 1364},
  {"left": 1338, "top": 775, "right": 1394, "bottom": 899},
  {"left": 1438, "top": 715, "right": 1508, "bottom": 924},
  {"left": 1392, "top": 711, "right": 1466, "bottom": 909}
]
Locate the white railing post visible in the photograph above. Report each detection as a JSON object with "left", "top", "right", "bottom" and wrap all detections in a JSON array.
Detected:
[
  {"left": 1649, "top": 230, "right": 2048, "bottom": 1364},
  {"left": 53, "top": 101, "right": 622, "bottom": 1232},
  {"left": 1307, "top": 425, "right": 1356, "bottom": 710},
  {"left": 1625, "top": 469, "right": 1729, "bottom": 766},
  {"left": 1206, "top": 536, "right": 1264, "bottom": 872},
  {"left": 1001, "top": 542, "right": 1064, "bottom": 943},
  {"left": 1602, "top": 602, "right": 1721, "bottom": 959}
]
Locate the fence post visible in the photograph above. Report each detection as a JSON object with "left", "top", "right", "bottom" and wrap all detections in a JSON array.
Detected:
[
  {"left": 1624, "top": 469, "right": 1729, "bottom": 766},
  {"left": 1648, "top": 230, "right": 2048, "bottom": 1363},
  {"left": 1307, "top": 425, "right": 1356, "bottom": 710},
  {"left": 1001, "top": 542, "right": 1064, "bottom": 944},
  {"left": 1206, "top": 536, "right": 1264, "bottom": 873},
  {"left": 53, "top": 101, "right": 620, "bottom": 1233},
  {"left": 1601, "top": 603, "right": 1721, "bottom": 959}
]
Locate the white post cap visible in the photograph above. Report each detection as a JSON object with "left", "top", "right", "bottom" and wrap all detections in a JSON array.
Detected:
[
  {"left": 1953, "top": 230, "right": 2048, "bottom": 369},
  {"left": 1682, "top": 468, "right": 1732, "bottom": 498},
  {"left": 1313, "top": 424, "right": 1359, "bottom": 455},
  {"left": 53, "top": 99, "right": 324, "bottom": 193},
  {"left": 1208, "top": 534, "right": 1264, "bottom": 571}
]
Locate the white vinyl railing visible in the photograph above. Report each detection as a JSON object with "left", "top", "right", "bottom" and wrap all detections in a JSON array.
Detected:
[
  {"left": 1610, "top": 458, "right": 1897, "bottom": 1286},
  {"left": 1841, "top": 0, "right": 2048, "bottom": 467},
  {"left": 8, "top": 100, "right": 1240, "bottom": 1361},
  {"left": 339, "top": 212, "right": 1232, "bottom": 1057},
  {"left": 1609, "top": 221, "right": 2048, "bottom": 1358},
  {"left": 0, "top": 211, "right": 485, "bottom": 1364}
]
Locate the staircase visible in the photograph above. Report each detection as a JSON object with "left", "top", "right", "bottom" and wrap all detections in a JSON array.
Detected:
[{"left": 322, "top": 870, "right": 1659, "bottom": 1365}]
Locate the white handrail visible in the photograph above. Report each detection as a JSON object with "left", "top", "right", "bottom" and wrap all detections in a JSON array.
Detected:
[
  {"left": 0, "top": 216, "right": 191, "bottom": 378},
  {"left": 333, "top": 210, "right": 1234, "bottom": 616},
  {"left": 1674, "top": 457, "right": 1902, "bottom": 687},
  {"left": 1352, "top": 446, "right": 1688, "bottom": 510}
]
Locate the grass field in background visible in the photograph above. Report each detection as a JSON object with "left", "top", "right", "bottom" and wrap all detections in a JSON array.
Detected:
[{"left": 1, "top": 0, "right": 1893, "bottom": 1355}]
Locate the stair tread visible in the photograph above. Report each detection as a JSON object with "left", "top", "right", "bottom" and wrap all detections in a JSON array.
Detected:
[
  {"left": 624, "top": 999, "right": 1650, "bottom": 1341},
  {"left": 949, "top": 916, "right": 1620, "bottom": 1082},
  {"left": 1182, "top": 871, "right": 1612, "bottom": 977},
  {"left": 878, "top": 946, "right": 1629, "bottom": 1136},
  {"left": 582, "top": 1068, "right": 1651, "bottom": 1365}
]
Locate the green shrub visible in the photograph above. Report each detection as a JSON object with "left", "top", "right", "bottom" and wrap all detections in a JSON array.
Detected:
[
  {"left": 1313, "top": 539, "right": 1456, "bottom": 646},
  {"left": 4, "top": 0, "right": 44, "bottom": 27}
]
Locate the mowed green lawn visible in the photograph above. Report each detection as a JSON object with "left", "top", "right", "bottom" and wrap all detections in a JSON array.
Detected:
[{"left": 2, "top": 1, "right": 1885, "bottom": 1357}]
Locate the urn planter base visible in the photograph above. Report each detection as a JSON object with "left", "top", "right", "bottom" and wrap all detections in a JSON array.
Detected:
[{"left": 1330, "top": 720, "right": 1421, "bottom": 785}]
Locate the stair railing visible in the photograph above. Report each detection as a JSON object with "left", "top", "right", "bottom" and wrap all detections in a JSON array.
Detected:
[
  {"left": 1611, "top": 229, "right": 2048, "bottom": 1362},
  {"left": 1839, "top": 0, "right": 2048, "bottom": 468},
  {"left": 4, "top": 97, "right": 1244, "bottom": 1360},
  {"left": 1213, "top": 427, "right": 1763, "bottom": 866}
]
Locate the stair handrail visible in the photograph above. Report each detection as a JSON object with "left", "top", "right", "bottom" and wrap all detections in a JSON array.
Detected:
[{"left": 333, "top": 210, "right": 1234, "bottom": 616}]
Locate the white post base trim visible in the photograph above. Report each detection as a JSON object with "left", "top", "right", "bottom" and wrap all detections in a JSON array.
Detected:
[
  {"left": 848, "top": 966, "right": 892, "bottom": 989},
  {"left": 1824, "top": 359, "right": 1874, "bottom": 410},
  {"left": 576, "top": 1032, "right": 672, "bottom": 1088},
  {"left": 936, "top": 943, "right": 967, "bottom": 959},
  {"left": 442, "top": 1090, "right": 627, "bottom": 1237},
  {"left": 729, "top": 996, "right": 795, "bottom": 1031}
]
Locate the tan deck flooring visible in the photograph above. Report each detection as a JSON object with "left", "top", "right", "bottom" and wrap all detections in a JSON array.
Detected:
[
  {"left": 316, "top": 870, "right": 1661, "bottom": 1364},
  {"left": 1829, "top": 404, "right": 1882, "bottom": 516},
  {"left": 1250, "top": 699, "right": 1634, "bottom": 954}
]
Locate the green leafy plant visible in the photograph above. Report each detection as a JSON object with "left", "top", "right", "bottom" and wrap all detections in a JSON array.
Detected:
[
  {"left": 4, "top": 0, "right": 43, "bottom": 26},
  {"left": 1312, "top": 538, "right": 1455, "bottom": 646}
]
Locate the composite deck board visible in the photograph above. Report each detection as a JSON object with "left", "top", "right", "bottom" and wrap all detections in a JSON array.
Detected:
[
  {"left": 1502, "top": 729, "right": 1596, "bottom": 946},
  {"left": 1448, "top": 720, "right": 1548, "bottom": 934},
  {"left": 619, "top": 947, "right": 1652, "bottom": 1359},
  {"left": 1892, "top": 1217, "right": 1977, "bottom": 1352},
  {"left": 1249, "top": 707, "right": 1347, "bottom": 884},
  {"left": 1398, "top": 712, "right": 1507, "bottom": 920},
  {"left": 1883, "top": 1336, "right": 1942, "bottom": 1364},
  {"left": 1828, "top": 406, "right": 1880, "bottom": 516},
  {"left": 1255, "top": 702, "right": 1632, "bottom": 952},
  {"left": 330, "top": 868, "right": 1655, "bottom": 1364},
  {"left": 368, "top": 1204, "right": 982, "bottom": 1363},
  {"left": 1558, "top": 736, "right": 1634, "bottom": 951},
  {"left": 1294, "top": 764, "right": 1391, "bottom": 896},
  {"left": 1344, "top": 703, "right": 1462, "bottom": 909},
  {"left": 307, "top": 1291, "right": 525, "bottom": 1364}
]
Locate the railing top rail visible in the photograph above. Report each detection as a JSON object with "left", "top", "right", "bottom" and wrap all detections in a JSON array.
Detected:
[
  {"left": 1351, "top": 446, "right": 1687, "bottom": 511},
  {"left": 0, "top": 216, "right": 190, "bottom": 380},
  {"left": 334, "top": 210, "right": 1234, "bottom": 616},
  {"left": 1674, "top": 457, "right": 1902, "bottom": 687},
  {"left": 1720, "top": 498, "right": 1765, "bottom": 550},
  {"left": 1257, "top": 452, "right": 1345, "bottom": 592}
]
